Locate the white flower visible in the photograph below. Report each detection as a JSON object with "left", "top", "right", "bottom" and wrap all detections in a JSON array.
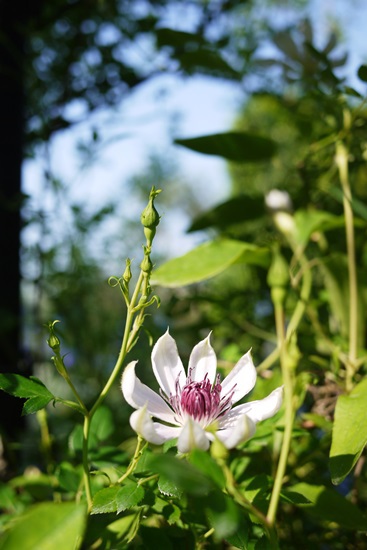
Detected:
[{"left": 121, "top": 331, "right": 283, "bottom": 453}]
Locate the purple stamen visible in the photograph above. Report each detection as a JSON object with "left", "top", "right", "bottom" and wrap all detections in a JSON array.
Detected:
[{"left": 165, "top": 371, "right": 237, "bottom": 426}]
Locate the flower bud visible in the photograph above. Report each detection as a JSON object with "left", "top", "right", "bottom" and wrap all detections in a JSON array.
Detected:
[
  {"left": 140, "top": 252, "right": 153, "bottom": 274},
  {"left": 141, "top": 187, "right": 161, "bottom": 230},
  {"left": 123, "top": 258, "right": 132, "bottom": 283},
  {"left": 46, "top": 320, "right": 61, "bottom": 352},
  {"left": 141, "top": 187, "right": 161, "bottom": 246},
  {"left": 267, "top": 248, "right": 289, "bottom": 289}
]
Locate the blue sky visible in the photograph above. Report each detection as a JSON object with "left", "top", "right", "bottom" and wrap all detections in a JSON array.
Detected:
[{"left": 22, "top": 0, "right": 367, "bottom": 266}]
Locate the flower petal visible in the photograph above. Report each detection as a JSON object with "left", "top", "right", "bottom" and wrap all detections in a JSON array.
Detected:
[
  {"left": 152, "top": 423, "right": 182, "bottom": 441},
  {"left": 188, "top": 333, "right": 217, "bottom": 384},
  {"left": 217, "top": 414, "right": 256, "bottom": 449},
  {"left": 121, "top": 361, "right": 176, "bottom": 424},
  {"left": 220, "top": 386, "right": 283, "bottom": 428},
  {"left": 177, "top": 417, "right": 210, "bottom": 453},
  {"left": 129, "top": 406, "right": 167, "bottom": 445},
  {"left": 221, "top": 350, "right": 257, "bottom": 404},
  {"left": 151, "top": 330, "right": 186, "bottom": 396}
]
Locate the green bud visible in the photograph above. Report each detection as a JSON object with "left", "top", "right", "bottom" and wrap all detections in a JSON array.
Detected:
[
  {"left": 267, "top": 248, "right": 289, "bottom": 289},
  {"left": 123, "top": 258, "right": 132, "bottom": 283},
  {"left": 46, "top": 320, "right": 61, "bottom": 352},
  {"left": 141, "top": 186, "right": 161, "bottom": 229},
  {"left": 140, "top": 252, "right": 153, "bottom": 274},
  {"left": 210, "top": 436, "right": 229, "bottom": 461}
]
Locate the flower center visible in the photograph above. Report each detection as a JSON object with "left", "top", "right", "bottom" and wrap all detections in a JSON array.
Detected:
[
  {"left": 164, "top": 372, "right": 237, "bottom": 427},
  {"left": 180, "top": 374, "right": 221, "bottom": 421}
]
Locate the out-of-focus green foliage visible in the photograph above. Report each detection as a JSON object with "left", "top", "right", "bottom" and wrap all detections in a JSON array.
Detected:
[{"left": 1, "top": 3, "right": 367, "bottom": 549}]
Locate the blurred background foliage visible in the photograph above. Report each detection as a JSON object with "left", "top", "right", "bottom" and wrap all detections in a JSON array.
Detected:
[{"left": 2, "top": 0, "right": 367, "bottom": 547}]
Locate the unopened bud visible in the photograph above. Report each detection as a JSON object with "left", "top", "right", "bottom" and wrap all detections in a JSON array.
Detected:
[
  {"left": 141, "top": 187, "right": 161, "bottom": 246},
  {"left": 141, "top": 187, "right": 161, "bottom": 230},
  {"left": 267, "top": 249, "right": 289, "bottom": 289},
  {"left": 46, "top": 320, "right": 61, "bottom": 352},
  {"left": 140, "top": 252, "right": 153, "bottom": 274},
  {"left": 123, "top": 258, "right": 132, "bottom": 283}
]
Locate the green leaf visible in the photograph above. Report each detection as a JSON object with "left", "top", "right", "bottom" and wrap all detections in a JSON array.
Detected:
[
  {"left": 294, "top": 209, "right": 348, "bottom": 246},
  {"left": 116, "top": 482, "right": 145, "bottom": 513},
  {"left": 357, "top": 64, "right": 367, "bottom": 82},
  {"left": 175, "top": 132, "right": 276, "bottom": 162},
  {"left": 330, "top": 379, "right": 367, "bottom": 485},
  {"left": 188, "top": 195, "right": 266, "bottom": 232},
  {"left": 147, "top": 454, "right": 213, "bottom": 496},
  {"left": 0, "top": 374, "right": 54, "bottom": 415},
  {"left": 151, "top": 239, "right": 270, "bottom": 288},
  {"left": 138, "top": 525, "right": 174, "bottom": 549},
  {"left": 189, "top": 450, "right": 226, "bottom": 489},
  {"left": 56, "top": 462, "right": 83, "bottom": 493},
  {"left": 179, "top": 50, "right": 238, "bottom": 78},
  {"left": 91, "top": 486, "right": 119, "bottom": 514},
  {"left": 291, "top": 482, "right": 367, "bottom": 530},
  {"left": 156, "top": 27, "right": 204, "bottom": 49},
  {"left": 90, "top": 405, "right": 115, "bottom": 442},
  {"left": 0, "top": 502, "right": 86, "bottom": 550},
  {"left": 280, "top": 489, "right": 311, "bottom": 505},
  {"left": 205, "top": 491, "right": 240, "bottom": 541},
  {"left": 225, "top": 517, "right": 251, "bottom": 549},
  {"left": 106, "top": 512, "right": 142, "bottom": 545},
  {"left": 158, "top": 475, "right": 183, "bottom": 499}
]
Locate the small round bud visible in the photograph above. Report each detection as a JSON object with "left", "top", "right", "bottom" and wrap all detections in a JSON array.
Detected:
[
  {"left": 141, "top": 186, "right": 161, "bottom": 230},
  {"left": 46, "top": 320, "right": 61, "bottom": 352},
  {"left": 140, "top": 253, "right": 153, "bottom": 274}
]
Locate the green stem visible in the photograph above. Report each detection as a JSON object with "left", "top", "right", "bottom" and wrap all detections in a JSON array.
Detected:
[
  {"left": 36, "top": 409, "right": 53, "bottom": 473},
  {"left": 257, "top": 346, "right": 280, "bottom": 373},
  {"left": 267, "top": 298, "right": 288, "bottom": 527},
  {"left": 221, "top": 461, "right": 278, "bottom": 547},
  {"left": 267, "top": 256, "right": 312, "bottom": 526},
  {"left": 118, "top": 435, "right": 146, "bottom": 484},
  {"left": 83, "top": 413, "right": 93, "bottom": 511},
  {"left": 336, "top": 140, "right": 358, "bottom": 391},
  {"left": 82, "top": 269, "right": 146, "bottom": 510},
  {"left": 286, "top": 254, "right": 312, "bottom": 341},
  {"left": 91, "top": 270, "right": 145, "bottom": 417}
]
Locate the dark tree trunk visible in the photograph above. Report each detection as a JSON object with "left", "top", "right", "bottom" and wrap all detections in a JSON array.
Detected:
[{"left": 0, "top": 1, "right": 29, "bottom": 438}]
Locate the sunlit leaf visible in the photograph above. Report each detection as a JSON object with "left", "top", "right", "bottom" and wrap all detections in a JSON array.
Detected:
[
  {"left": 151, "top": 239, "right": 270, "bottom": 288},
  {"left": 294, "top": 209, "right": 348, "bottom": 246},
  {"left": 158, "top": 475, "right": 183, "bottom": 499},
  {"left": 320, "top": 254, "right": 365, "bottom": 346},
  {"left": 330, "top": 379, "right": 367, "bottom": 485},
  {"left": 90, "top": 405, "right": 115, "bottom": 442},
  {"left": 91, "top": 486, "right": 119, "bottom": 514},
  {"left": 291, "top": 482, "right": 367, "bottom": 530},
  {"left": 116, "top": 482, "right": 145, "bottom": 513},
  {"left": 0, "top": 502, "right": 86, "bottom": 550},
  {"left": 0, "top": 374, "right": 54, "bottom": 415},
  {"left": 106, "top": 512, "right": 142, "bottom": 545},
  {"left": 175, "top": 132, "right": 276, "bottom": 162}
]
